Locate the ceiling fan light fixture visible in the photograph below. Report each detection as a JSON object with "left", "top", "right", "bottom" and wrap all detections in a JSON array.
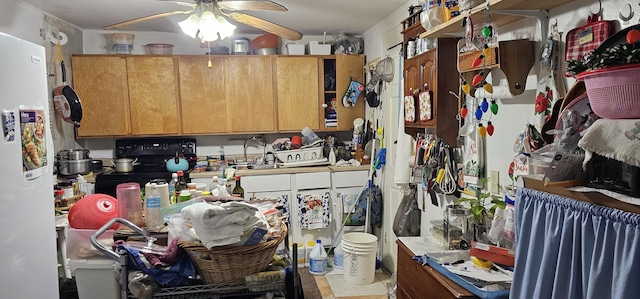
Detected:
[
  {"left": 199, "top": 10, "right": 224, "bottom": 42},
  {"left": 216, "top": 15, "right": 236, "bottom": 40},
  {"left": 179, "top": 14, "right": 200, "bottom": 38}
]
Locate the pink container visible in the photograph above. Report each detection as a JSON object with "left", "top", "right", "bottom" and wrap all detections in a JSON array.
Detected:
[
  {"left": 577, "top": 64, "right": 640, "bottom": 119},
  {"left": 116, "top": 182, "right": 145, "bottom": 227}
]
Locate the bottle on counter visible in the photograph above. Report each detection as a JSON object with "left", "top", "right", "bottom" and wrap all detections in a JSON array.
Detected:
[
  {"left": 145, "top": 183, "right": 164, "bottom": 231},
  {"left": 168, "top": 172, "right": 178, "bottom": 205},
  {"left": 309, "top": 239, "right": 328, "bottom": 275},
  {"left": 208, "top": 175, "right": 220, "bottom": 193},
  {"left": 232, "top": 175, "right": 245, "bottom": 198},
  {"left": 218, "top": 146, "right": 228, "bottom": 170},
  {"left": 329, "top": 146, "right": 337, "bottom": 165},
  {"left": 174, "top": 170, "right": 187, "bottom": 199},
  {"left": 178, "top": 189, "right": 192, "bottom": 203}
]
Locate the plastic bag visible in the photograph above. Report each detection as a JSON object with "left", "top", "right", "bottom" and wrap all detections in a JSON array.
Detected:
[{"left": 392, "top": 185, "right": 421, "bottom": 236}]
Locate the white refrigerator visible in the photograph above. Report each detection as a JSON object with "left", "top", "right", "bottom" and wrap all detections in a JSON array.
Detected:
[{"left": 0, "top": 33, "right": 59, "bottom": 298}]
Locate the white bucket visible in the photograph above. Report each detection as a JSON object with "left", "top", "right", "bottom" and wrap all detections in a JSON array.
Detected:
[{"left": 342, "top": 232, "right": 378, "bottom": 285}]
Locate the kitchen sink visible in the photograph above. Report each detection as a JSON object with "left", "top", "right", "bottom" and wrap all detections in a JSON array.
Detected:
[{"left": 235, "top": 162, "right": 278, "bottom": 170}]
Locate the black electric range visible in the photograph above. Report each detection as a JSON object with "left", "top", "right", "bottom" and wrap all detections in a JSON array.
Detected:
[{"left": 95, "top": 138, "right": 197, "bottom": 197}]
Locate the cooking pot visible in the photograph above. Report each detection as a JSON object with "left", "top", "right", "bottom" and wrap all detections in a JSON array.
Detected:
[
  {"left": 52, "top": 60, "right": 83, "bottom": 127},
  {"left": 112, "top": 158, "right": 139, "bottom": 173},
  {"left": 58, "top": 148, "right": 90, "bottom": 160},
  {"left": 57, "top": 159, "right": 92, "bottom": 176},
  {"left": 165, "top": 152, "right": 190, "bottom": 172}
]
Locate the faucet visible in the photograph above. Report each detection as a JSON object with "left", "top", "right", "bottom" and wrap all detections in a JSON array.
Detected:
[{"left": 243, "top": 136, "right": 267, "bottom": 163}]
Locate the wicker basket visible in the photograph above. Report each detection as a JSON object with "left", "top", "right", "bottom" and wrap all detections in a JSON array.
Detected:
[
  {"left": 178, "top": 222, "right": 287, "bottom": 285},
  {"left": 577, "top": 63, "right": 640, "bottom": 119}
]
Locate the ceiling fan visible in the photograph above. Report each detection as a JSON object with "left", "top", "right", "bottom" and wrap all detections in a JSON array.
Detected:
[{"left": 102, "top": 0, "right": 303, "bottom": 41}]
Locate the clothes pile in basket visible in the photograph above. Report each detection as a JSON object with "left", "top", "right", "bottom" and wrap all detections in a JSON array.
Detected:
[{"left": 180, "top": 201, "right": 271, "bottom": 249}]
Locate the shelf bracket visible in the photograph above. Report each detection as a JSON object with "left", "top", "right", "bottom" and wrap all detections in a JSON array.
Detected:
[{"left": 490, "top": 10, "right": 550, "bottom": 42}]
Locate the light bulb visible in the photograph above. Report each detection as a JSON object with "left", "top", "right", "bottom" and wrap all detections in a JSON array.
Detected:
[
  {"left": 483, "top": 83, "right": 493, "bottom": 94},
  {"left": 478, "top": 123, "right": 486, "bottom": 137},
  {"left": 481, "top": 98, "right": 489, "bottom": 112},
  {"left": 216, "top": 16, "right": 236, "bottom": 40},
  {"left": 475, "top": 105, "right": 483, "bottom": 120},
  {"left": 462, "top": 80, "right": 470, "bottom": 95},
  {"left": 490, "top": 100, "right": 499, "bottom": 115},
  {"left": 486, "top": 121, "right": 494, "bottom": 136},
  {"left": 179, "top": 14, "right": 200, "bottom": 39},
  {"left": 199, "top": 11, "right": 219, "bottom": 42},
  {"left": 460, "top": 105, "right": 468, "bottom": 118},
  {"left": 472, "top": 55, "right": 484, "bottom": 68},
  {"left": 472, "top": 73, "right": 483, "bottom": 86}
]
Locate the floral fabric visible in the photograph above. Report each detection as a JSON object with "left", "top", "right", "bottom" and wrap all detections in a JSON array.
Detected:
[{"left": 297, "top": 192, "right": 330, "bottom": 230}]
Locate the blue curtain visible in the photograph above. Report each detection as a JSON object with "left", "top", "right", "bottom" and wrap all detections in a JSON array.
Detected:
[{"left": 511, "top": 188, "right": 640, "bottom": 299}]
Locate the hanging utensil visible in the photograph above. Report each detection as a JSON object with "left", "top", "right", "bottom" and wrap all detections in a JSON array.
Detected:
[{"left": 52, "top": 54, "right": 83, "bottom": 127}]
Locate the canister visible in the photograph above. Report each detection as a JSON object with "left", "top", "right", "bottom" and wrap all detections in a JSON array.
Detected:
[
  {"left": 443, "top": 204, "right": 473, "bottom": 250},
  {"left": 231, "top": 37, "right": 250, "bottom": 55}
]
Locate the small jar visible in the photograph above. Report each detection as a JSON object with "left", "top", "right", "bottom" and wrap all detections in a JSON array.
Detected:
[
  {"left": 54, "top": 189, "right": 66, "bottom": 208},
  {"left": 443, "top": 205, "right": 473, "bottom": 250}
]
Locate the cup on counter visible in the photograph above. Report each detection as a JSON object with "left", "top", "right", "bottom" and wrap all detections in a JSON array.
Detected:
[{"left": 291, "top": 136, "right": 302, "bottom": 149}]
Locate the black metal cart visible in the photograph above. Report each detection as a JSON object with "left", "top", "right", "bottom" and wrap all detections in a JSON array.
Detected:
[{"left": 91, "top": 218, "right": 300, "bottom": 299}]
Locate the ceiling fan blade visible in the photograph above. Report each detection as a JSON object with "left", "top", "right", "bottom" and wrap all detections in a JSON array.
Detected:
[
  {"left": 218, "top": 0, "right": 287, "bottom": 12},
  {"left": 228, "top": 12, "right": 302, "bottom": 40},
  {"left": 103, "top": 9, "right": 195, "bottom": 30}
]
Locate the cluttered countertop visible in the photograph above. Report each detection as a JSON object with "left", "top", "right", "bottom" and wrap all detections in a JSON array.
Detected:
[{"left": 189, "top": 164, "right": 370, "bottom": 179}]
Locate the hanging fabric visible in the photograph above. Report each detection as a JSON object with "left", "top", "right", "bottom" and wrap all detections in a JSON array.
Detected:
[
  {"left": 512, "top": 188, "right": 640, "bottom": 298},
  {"left": 297, "top": 193, "right": 330, "bottom": 230},
  {"left": 534, "top": 22, "right": 564, "bottom": 133}
]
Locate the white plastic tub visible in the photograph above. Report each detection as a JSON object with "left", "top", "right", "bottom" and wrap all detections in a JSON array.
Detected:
[
  {"left": 309, "top": 41, "right": 331, "bottom": 55},
  {"left": 70, "top": 257, "right": 120, "bottom": 299},
  {"left": 287, "top": 43, "right": 305, "bottom": 55}
]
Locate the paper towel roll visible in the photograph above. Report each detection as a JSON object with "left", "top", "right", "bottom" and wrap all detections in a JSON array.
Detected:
[
  {"left": 145, "top": 182, "right": 170, "bottom": 208},
  {"left": 474, "top": 85, "right": 514, "bottom": 99}
]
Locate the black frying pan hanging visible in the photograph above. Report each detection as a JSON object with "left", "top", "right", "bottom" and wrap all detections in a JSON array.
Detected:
[{"left": 53, "top": 60, "right": 83, "bottom": 127}]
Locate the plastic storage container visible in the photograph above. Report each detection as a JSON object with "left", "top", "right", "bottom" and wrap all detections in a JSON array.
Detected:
[
  {"left": 112, "top": 33, "right": 134, "bottom": 45},
  {"left": 287, "top": 43, "right": 305, "bottom": 55},
  {"left": 113, "top": 44, "right": 132, "bottom": 54},
  {"left": 309, "top": 41, "right": 331, "bottom": 55},
  {"left": 145, "top": 43, "right": 174, "bottom": 55},
  {"left": 443, "top": 204, "right": 473, "bottom": 250},
  {"left": 70, "top": 258, "right": 119, "bottom": 299}
]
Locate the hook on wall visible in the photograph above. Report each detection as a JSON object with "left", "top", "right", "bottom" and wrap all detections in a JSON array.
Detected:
[{"left": 48, "top": 31, "right": 68, "bottom": 45}]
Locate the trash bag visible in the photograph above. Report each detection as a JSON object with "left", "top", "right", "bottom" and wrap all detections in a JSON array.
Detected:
[{"left": 393, "top": 185, "right": 421, "bottom": 236}]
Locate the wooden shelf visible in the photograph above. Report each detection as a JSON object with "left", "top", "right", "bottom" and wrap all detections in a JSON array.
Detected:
[
  {"left": 419, "top": 0, "right": 575, "bottom": 39},
  {"left": 458, "top": 39, "right": 534, "bottom": 96}
]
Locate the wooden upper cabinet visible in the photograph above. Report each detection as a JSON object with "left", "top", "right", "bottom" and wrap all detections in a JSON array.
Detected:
[
  {"left": 331, "top": 54, "right": 365, "bottom": 131},
  {"left": 178, "top": 56, "right": 228, "bottom": 134},
  {"left": 404, "top": 58, "right": 420, "bottom": 95},
  {"left": 126, "top": 56, "right": 180, "bottom": 135},
  {"left": 225, "top": 56, "right": 275, "bottom": 133},
  {"left": 72, "top": 56, "right": 132, "bottom": 137},
  {"left": 275, "top": 56, "right": 320, "bottom": 132}
]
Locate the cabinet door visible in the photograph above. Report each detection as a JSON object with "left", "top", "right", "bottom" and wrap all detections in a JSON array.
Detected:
[
  {"left": 178, "top": 56, "right": 228, "bottom": 134},
  {"left": 418, "top": 51, "right": 436, "bottom": 125},
  {"left": 72, "top": 56, "right": 131, "bottom": 137},
  {"left": 332, "top": 55, "right": 365, "bottom": 131},
  {"left": 225, "top": 56, "right": 275, "bottom": 133},
  {"left": 275, "top": 56, "right": 320, "bottom": 131},
  {"left": 126, "top": 57, "right": 180, "bottom": 135},
  {"left": 404, "top": 58, "right": 420, "bottom": 95}
]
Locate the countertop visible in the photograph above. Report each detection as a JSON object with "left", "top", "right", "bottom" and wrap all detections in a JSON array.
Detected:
[{"left": 189, "top": 164, "right": 371, "bottom": 179}]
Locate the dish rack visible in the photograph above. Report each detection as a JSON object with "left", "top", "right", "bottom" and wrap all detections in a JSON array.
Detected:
[
  {"left": 273, "top": 147, "right": 324, "bottom": 163},
  {"left": 90, "top": 218, "right": 299, "bottom": 299}
]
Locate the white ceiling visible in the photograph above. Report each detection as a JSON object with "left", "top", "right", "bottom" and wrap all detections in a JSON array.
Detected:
[{"left": 17, "top": 0, "right": 409, "bottom": 38}]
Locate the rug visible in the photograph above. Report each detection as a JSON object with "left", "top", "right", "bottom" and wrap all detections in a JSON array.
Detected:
[{"left": 298, "top": 268, "right": 323, "bottom": 299}]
